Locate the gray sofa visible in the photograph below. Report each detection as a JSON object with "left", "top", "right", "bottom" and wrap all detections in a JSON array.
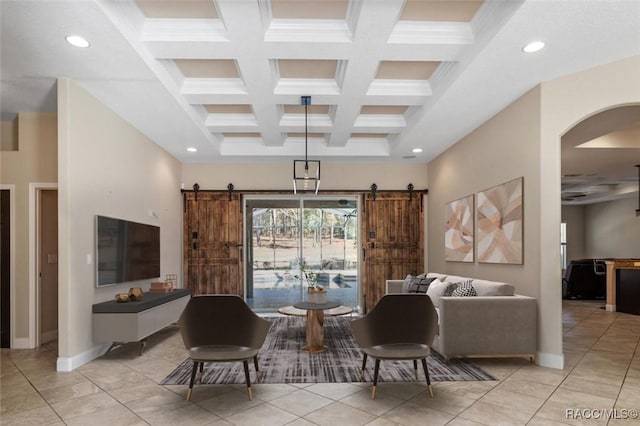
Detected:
[{"left": 386, "top": 273, "right": 537, "bottom": 362}]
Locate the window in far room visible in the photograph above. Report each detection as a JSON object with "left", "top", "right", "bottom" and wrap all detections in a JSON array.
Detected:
[{"left": 560, "top": 222, "right": 567, "bottom": 270}]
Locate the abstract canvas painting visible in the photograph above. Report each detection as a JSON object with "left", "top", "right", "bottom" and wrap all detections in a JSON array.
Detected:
[
  {"left": 476, "top": 177, "right": 523, "bottom": 264},
  {"left": 445, "top": 194, "right": 474, "bottom": 262}
]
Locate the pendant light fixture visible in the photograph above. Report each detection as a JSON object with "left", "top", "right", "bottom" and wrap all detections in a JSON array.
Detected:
[{"left": 293, "top": 95, "right": 320, "bottom": 194}]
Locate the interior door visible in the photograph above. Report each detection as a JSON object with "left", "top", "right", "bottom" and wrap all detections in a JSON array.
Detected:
[
  {"left": 39, "top": 189, "right": 58, "bottom": 344},
  {"left": 1, "top": 189, "right": 10, "bottom": 348},
  {"left": 184, "top": 192, "right": 243, "bottom": 296},
  {"left": 361, "top": 192, "right": 424, "bottom": 312}
]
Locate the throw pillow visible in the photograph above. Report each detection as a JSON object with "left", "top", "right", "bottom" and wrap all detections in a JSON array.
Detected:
[
  {"left": 425, "top": 278, "right": 447, "bottom": 307},
  {"left": 401, "top": 274, "right": 414, "bottom": 293},
  {"left": 406, "top": 275, "right": 435, "bottom": 293},
  {"left": 441, "top": 282, "right": 460, "bottom": 297},
  {"left": 451, "top": 280, "right": 477, "bottom": 297}
]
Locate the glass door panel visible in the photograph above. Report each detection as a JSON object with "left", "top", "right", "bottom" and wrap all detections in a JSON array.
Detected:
[
  {"left": 302, "top": 199, "right": 358, "bottom": 309},
  {"left": 245, "top": 197, "right": 358, "bottom": 312},
  {"left": 246, "top": 199, "right": 301, "bottom": 311}
]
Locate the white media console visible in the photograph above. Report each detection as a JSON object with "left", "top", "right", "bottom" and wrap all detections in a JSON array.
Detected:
[{"left": 92, "top": 288, "right": 190, "bottom": 355}]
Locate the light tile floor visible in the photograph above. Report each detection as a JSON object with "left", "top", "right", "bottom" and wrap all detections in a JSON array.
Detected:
[{"left": 1, "top": 300, "right": 639, "bottom": 425}]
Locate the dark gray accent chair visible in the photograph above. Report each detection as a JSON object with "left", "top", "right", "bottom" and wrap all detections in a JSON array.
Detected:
[
  {"left": 178, "top": 295, "right": 271, "bottom": 401},
  {"left": 351, "top": 294, "right": 439, "bottom": 399}
]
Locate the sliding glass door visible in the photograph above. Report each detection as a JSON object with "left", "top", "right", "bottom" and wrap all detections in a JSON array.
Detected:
[{"left": 245, "top": 197, "right": 359, "bottom": 312}]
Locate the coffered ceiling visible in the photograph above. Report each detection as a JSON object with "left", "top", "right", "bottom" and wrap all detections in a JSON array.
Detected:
[{"left": 1, "top": 0, "right": 639, "bottom": 192}]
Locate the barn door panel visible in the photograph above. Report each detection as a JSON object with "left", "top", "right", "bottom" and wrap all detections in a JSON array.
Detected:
[
  {"left": 361, "top": 192, "right": 423, "bottom": 311},
  {"left": 184, "top": 192, "right": 243, "bottom": 296}
]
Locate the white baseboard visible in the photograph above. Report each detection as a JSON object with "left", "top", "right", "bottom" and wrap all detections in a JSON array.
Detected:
[
  {"left": 11, "top": 337, "right": 31, "bottom": 349},
  {"left": 56, "top": 343, "right": 110, "bottom": 372},
  {"left": 536, "top": 351, "right": 564, "bottom": 370}
]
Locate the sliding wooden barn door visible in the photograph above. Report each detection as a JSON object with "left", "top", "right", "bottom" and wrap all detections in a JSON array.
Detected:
[
  {"left": 361, "top": 192, "right": 424, "bottom": 311},
  {"left": 184, "top": 192, "right": 243, "bottom": 296}
]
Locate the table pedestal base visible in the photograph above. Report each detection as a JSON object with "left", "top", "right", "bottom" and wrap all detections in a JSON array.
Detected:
[{"left": 303, "top": 309, "right": 326, "bottom": 352}]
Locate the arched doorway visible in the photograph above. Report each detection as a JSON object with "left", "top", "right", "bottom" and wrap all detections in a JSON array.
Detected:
[{"left": 560, "top": 105, "right": 640, "bottom": 299}]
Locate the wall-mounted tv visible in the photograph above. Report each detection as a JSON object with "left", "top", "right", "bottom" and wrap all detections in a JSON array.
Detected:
[{"left": 96, "top": 215, "right": 160, "bottom": 287}]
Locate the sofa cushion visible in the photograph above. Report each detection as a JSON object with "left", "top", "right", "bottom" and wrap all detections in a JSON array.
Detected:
[
  {"left": 426, "top": 272, "right": 447, "bottom": 282},
  {"left": 443, "top": 275, "right": 468, "bottom": 284},
  {"left": 426, "top": 279, "right": 447, "bottom": 307},
  {"left": 451, "top": 280, "right": 477, "bottom": 297},
  {"left": 471, "top": 279, "right": 514, "bottom": 296}
]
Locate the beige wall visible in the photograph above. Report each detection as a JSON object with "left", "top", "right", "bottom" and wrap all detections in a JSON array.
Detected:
[
  {"left": 1, "top": 118, "right": 19, "bottom": 151},
  {"left": 585, "top": 197, "right": 640, "bottom": 258},
  {"left": 182, "top": 163, "right": 428, "bottom": 191},
  {"left": 427, "top": 55, "right": 640, "bottom": 368},
  {"left": 562, "top": 205, "right": 586, "bottom": 263},
  {"left": 538, "top": 54, "right": 640, "bottom": 367},
  {"left": 427, "top": 86, "right": 542, "bottom": 297},
  {"left": 427, "top": 87, "right": 550, "bottom": 356},
  {"left": 0, "top": 113, "right": 57, "bottom": 345},
  {"left": 57, "top": 79, "right": 183, "bottom": 370}
]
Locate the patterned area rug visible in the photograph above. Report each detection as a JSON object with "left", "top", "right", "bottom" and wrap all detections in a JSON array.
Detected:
[{"left": 161, "top": 316, "right": 496, "bottom": 385}]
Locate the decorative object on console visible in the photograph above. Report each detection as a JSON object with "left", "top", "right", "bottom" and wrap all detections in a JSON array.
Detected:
[
  {"left": 477, "top": 177, "right": 523, "bottom": 264},
  {"left": 115, "top": 293, "right": 129, "bottom": 303},
  {"left": 128, "top": 287, "right": 144, "bottom": 301},
  {"left": 150, "top": 281, "right": 174, "bottom": 294},
  {"left": 444, "top": 194, "right": 474, "bottom": 262},
  {"left": 166, "top": 274, "right": 177, "bottom": 289}
]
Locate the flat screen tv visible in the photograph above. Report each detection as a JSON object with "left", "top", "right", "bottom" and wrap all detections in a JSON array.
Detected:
[{"left": 96, "top": 215, "right": 160, "bottom": 286}]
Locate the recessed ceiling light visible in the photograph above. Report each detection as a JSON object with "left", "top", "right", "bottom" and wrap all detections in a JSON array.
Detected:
[
  {"left": 522, "top": 41, "right": 545, "bottom": 53},
  {"left": 65, "top": 35, "right": 90, "bottom": 48},
  {"left": 412, "top": 148, "right": 423, "bottom": 153},
  {"left": 187, "top": 147, "right": 197, "bottom": 152}
]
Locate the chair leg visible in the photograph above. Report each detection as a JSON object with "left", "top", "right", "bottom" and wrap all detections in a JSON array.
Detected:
[
  {"left": 421, "top": 358, "right": 433, "bottom": 398},
  {"left": 372, "top": 359, "right": 380, "bottom": 399},
  {"left": 243, "top": 360, "right": 253, "bottom": 400},
  {"left": 360, "top": 353, "right": 368, "bottom": 381},
  {"left": 197, "top": 361, "right": 204, "bottom": 382},
  {"left": 254, "top": 355, "right": 261, "bottom": 382},
  {"left": 187, "top": 361, "right": 199, "bottom": 401},
  {"left": 413, "top": 359, "right": 418, "bottom": 380}
]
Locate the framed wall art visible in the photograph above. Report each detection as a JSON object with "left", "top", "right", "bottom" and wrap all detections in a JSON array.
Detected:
[
  {"left": 444, "top": 194, "right": 474, "bottom": 262},
  {"left": 476, "top": 177, "right": 523, "bottom": 264}
]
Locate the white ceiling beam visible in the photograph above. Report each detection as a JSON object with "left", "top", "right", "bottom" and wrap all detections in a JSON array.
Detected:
[
  {"left": 141, "top": 18, "right": 228, "bottom": 42},
  {"left": 326, "top": 0, "right": 407, "bottom": 147},
  {"left": 265, "top": 19, "right": 352, "bottom": 43}
]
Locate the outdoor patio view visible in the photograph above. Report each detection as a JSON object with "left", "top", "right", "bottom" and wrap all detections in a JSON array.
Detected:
[{"left": 245, "top": 198, "right": 359, "bottom": 312}]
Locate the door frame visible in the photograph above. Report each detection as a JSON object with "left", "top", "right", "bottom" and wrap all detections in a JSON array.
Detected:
[
  {"left": 29, "top": 182, "right": 57, "bottom": 348},
  {"left": 242, "top": 194, "right": 362, "bottom": 310},
  {"left": 1, "top": 184, "right": 16, "bottom": 348}
]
